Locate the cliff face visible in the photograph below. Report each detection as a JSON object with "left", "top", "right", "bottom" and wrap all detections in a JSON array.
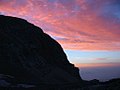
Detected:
[{"left": 0, "top": 15, "right": 82, "bottom": 84}]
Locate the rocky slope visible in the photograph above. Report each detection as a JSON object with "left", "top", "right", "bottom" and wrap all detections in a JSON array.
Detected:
[{"left": 0, "top": 15, "right": 82, "bottom": 85}]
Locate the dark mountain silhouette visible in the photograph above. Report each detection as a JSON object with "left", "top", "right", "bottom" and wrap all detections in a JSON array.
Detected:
[
  {"left": 0, "top": 15, "right": 120, "bottom": 89},
  {"left": 0, "top": 15, "right": 82, "bottom": 85}
]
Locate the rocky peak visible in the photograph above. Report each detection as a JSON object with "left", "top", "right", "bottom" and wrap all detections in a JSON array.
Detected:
[{"left": 0, "top": 15, "right": 82, "bottom": 85}]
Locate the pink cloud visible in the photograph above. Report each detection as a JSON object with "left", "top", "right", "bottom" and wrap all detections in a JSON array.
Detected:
[
  {"left": 0, "top": 0, "right": 120, "bottom": 50},
  {"left": 95, "top": 58, "right": 107, "bottom": 61}
]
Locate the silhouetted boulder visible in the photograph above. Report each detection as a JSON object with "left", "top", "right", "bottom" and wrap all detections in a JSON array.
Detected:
[{"left": 0, "top": 15, "right": 82, "bottom": 85}]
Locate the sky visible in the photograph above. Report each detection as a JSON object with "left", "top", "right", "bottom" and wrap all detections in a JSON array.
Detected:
[{"left": 0, "top": 0, "right": 120, "bottom": 80}]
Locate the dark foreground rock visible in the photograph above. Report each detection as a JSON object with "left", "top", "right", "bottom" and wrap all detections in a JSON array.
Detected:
[
  {"left": 0, "top": 74, "right": 120, "bottom": 90},
  {"left": 0, "top": 15, "right": 82, "bottom": 86},
  {"left": 82, "top": 78, "right": 120, "bottom": 90}
]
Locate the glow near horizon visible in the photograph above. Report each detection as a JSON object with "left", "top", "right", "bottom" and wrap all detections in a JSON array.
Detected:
[
  {"left": 0, "top": 0, "right": 120, "bottom": 66},
  {"left": 65, "top": 50, "right": 120, "bottom": 64}
]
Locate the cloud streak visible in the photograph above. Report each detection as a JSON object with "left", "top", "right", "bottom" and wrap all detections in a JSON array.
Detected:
[
  {"left": 75, "top": 62, "right": 120, "bottom": 68},
  {"left": 0, "top": 0, "right": 120, "bottom": 50}
]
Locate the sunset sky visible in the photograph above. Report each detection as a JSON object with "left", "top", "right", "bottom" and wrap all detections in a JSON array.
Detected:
[{"left": 0, "top": 0, "right": 120, "bottom": 70}]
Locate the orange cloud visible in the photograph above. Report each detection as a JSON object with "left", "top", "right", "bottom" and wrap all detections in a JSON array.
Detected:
[{"left": 75, "top": 63, "right": 120, "bottom": 68}]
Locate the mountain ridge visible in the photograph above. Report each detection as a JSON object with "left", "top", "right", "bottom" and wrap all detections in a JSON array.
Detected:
[{"left": 0, "top": 15, "right": 82, "bottom": 85}]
